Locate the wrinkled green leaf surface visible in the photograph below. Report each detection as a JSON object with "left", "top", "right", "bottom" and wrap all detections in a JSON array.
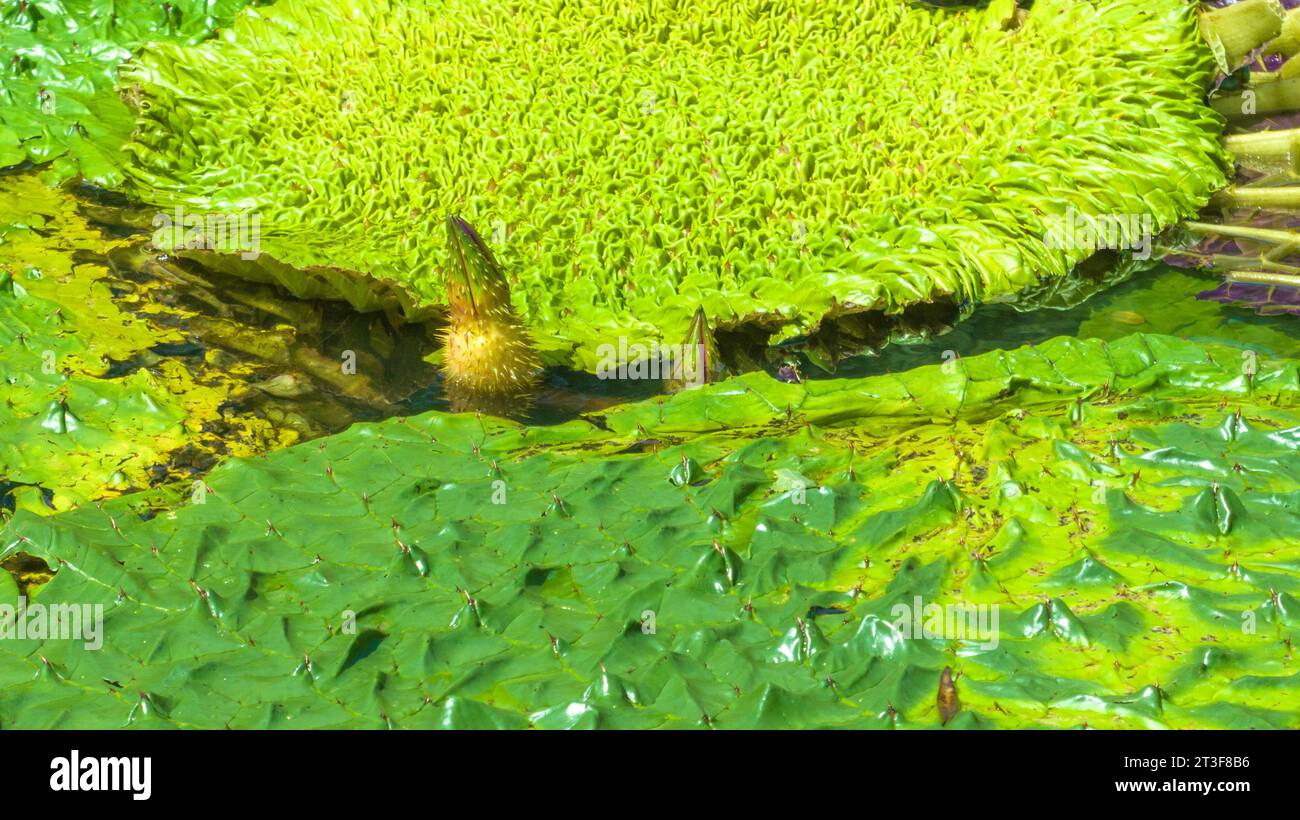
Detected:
[
  {"left": 0, "top": 0, "right": 255, "bottom": 184},
  {"left": 120, "top": 0, "right": 1230, "bottom": 367},
  {"left": 3, "top": 333, "right": 1298, "bottom": 728}
]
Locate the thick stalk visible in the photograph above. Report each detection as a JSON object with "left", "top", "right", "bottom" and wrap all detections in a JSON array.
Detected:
[
  {"left": 1184, "top": 220, "right": 1300, "bottom": 245},
  {"left": 1223, "top": 128, "right": 1300, "bottom": 172},
  {"left": 1167, "top": 246, "right": 1300, "bottom": 274},
  {"left": 1224, "top": 128, "right": 1300, "bottom": 156},
  {"left": 1265, "top": 241, "right": 1298, "bottom": 261},
  {"left": 1200, "top": 0, "right": 1286, "bottom": 71},
  {"left": 1267, "top": 7, "right": 1300, "bottom": 57},
  {"left": 1211, "top": 184, "right": 1300, "bottom": 208},
  {"left": 1219, "top": 254, "right": 1300, "bottom": 274},
  {"left": 1213, "top": 76, "right": 1300, "bottom": 118},
  {"left": 1224, "top": 269, "right": 1300, "bottom": 287}
]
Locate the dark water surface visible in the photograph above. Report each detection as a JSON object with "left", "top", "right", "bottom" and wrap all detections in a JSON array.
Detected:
[{"left": 78, "top": 192, "right": 1298, "bottom": 432}]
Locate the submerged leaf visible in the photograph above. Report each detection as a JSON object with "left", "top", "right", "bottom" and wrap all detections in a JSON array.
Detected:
[{"left": 1197, "top": 279, "right": 1300, "bottom": 316}]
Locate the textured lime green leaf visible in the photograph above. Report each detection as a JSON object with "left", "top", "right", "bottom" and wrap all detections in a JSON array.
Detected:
[
  {"left": 118, "top": 0, "right": 1230, "bottom": 368},
  {"left": 0, "top": 0, "right": 257, "bottom": 184}
]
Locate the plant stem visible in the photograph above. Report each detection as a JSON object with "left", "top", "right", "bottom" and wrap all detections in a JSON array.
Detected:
[
  {"left": 1200, "top": 0, "right": 1286, "bottom": 71},
  {"left": 1268, "top": 7, "right": 1300, "bottom": 57},
  {"left": 1160, "top": 245, "right": 1300, "bottom": 273},
  {"left": 1211, "top": 184, "right": 1300, "bottom": 208},
  {"left": 1224, "top": 128, "right": 1300, "bottom": 158},
  {"left": 1265, "top": 240, "right": 1298, "bottom": 260},
  {"left": 1223, "top": 130, "right": 1300, "bottom": 174},
  {"left": 1213, "top": 76, "right": 1300, "bottom": 118},
  {"left": 1224, "top": 269, "right": 1300, "bottom": 287},
  {"left": 1219, "top": 254, "right": 1300, "bottom": 274},
  {"left": 1184, "top": 220, "right": 1300, "bottom": 245}
]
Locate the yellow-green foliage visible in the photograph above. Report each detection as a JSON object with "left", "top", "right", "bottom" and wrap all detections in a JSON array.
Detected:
[
  {"left": 0, "top": 174, "right": 292, "bottom": 514},
  {"left": 123, "top": 0, "right": 1230, "bottom": 369},
  {"left": 0, "top": 0, "right": 256, "bottom": 184}
]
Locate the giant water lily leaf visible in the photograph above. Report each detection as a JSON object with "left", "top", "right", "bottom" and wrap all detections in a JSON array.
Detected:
[
  {"left": 120, "top": 0, "right": 1230, "bottom": 369},
  {"left": 0, "top": 0, "right": 256, "bottom": 185},
  {"left": 3, "top": 333, "right": 1298, "bottom": 729},
  {"left": 0, "top": 173, "right": 289, "bottom": 514}
]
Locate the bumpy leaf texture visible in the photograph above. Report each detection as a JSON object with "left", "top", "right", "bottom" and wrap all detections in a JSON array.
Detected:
[
  {"left": 119, "top": 0, "right": 1231, "bottom": 368},
  {"left": 0, "top": 0, "right": 257, "bottom": 185},
  {"left": 3, "top": 333, "right": 1299, "bottom": 728}
]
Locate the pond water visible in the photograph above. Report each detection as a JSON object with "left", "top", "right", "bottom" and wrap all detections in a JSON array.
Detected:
[{"left": 6, "top": 173, "right": 1297, "bottom": 455}]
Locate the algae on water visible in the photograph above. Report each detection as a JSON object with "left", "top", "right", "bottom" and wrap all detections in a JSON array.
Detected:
[{"left": 0, "top": 174, "right": 292, "bottom": 514}]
